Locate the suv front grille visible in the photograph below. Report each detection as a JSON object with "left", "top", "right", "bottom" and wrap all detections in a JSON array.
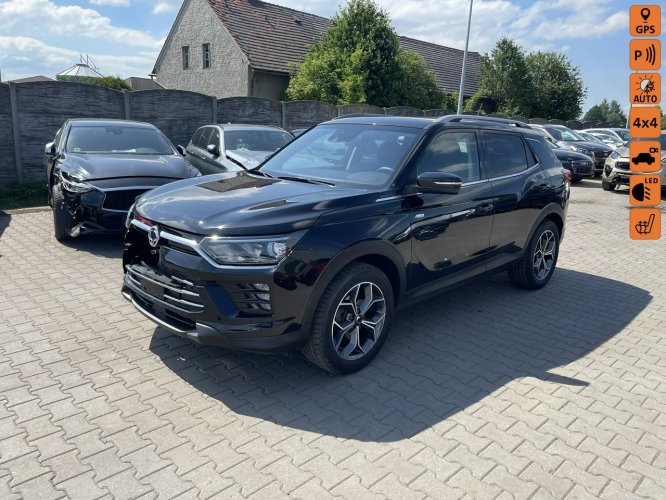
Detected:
[
  {"left": 126, "top": 264, "right": 204, "bottom": 313},
  {"left": 104, "top": 189, "right": 147, "bottom": 211},
  {"left": 615, "top": 161, "right": 630, "bottom": 171},
  {"left": 594, "top": 151, "right": 610, "bottom": 159}
]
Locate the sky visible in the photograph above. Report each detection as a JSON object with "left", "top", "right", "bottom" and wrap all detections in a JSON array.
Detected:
[{"left": 0, "top": 0, "right": 663, "bottom": 116}]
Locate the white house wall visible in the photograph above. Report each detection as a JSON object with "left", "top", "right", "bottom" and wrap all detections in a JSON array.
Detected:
[{"left": 154, "top": 0, "right": 248, "bottom": 98}]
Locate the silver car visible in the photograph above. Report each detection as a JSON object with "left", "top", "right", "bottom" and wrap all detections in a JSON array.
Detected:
[{"left": 601, "top": 134, "right": 666, "bottom": 192}]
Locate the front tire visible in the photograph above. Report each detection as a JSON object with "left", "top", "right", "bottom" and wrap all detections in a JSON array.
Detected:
[
  {"left": 509, "top": 220, "right": 560, "bottom": 290},
  {"left": 302, "top": 263, "right": 394, "bottom": 374},
  {"left": 52, "top": 184, "right": 74, "bottom": 241},
  {"left": 601, "top": 179, "right": 616, "bottom": 191}
]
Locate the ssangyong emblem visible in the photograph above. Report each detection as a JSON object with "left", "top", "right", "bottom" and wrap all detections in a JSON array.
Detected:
[{"left": 148, "top": 225, "right": 160, "bottom": 248}]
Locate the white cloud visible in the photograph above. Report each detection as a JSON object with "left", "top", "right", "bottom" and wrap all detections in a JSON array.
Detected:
[
  {"left": 152, "top": 1, "right": 177, "bottom": 14},
  {"left": 0, "top": 36, "right": 156, "bottom": 79},
  {"left": 90, "top": 0, "right": 130, "bottom": 6},
  {"left": 0, "top": 0, "right": 161, "bottom": 48}
]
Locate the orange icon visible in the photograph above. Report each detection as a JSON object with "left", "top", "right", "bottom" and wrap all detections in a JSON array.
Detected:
[
  {"left": 630, "top": 140, "right": 661, "bottom": 172},
  {"left": 629, "top": 107, "right": 661, "bottom": 138},
  {"left": 630, "top": 5, "right": 661, "bottom": 37},
  {"left": 630, "top": 39, "right": 661, "bottom": 70},
  {"left": 630, "top": 73, "right": 660, "bottom": 104},
  {"left": 629, "top": 175, "right": 661, "bottom": 206},
  {"left": 630, "top": 208, "right": 661, "bottom": 240}
]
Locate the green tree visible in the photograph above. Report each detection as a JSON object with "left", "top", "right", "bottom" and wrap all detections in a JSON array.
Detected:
[
  {"left": 441, "top": 92, "right": 458, "bottom": 111},
  {"left": 525, "top": 51, "right": 586, "bottom": 119},
  {"left": 285, "top": 0, "right": 440, "bottom": 107},
  {"left": 583, "top": 99, "right": 627, "bottom": 126},
  {"left": 56, "top": 75, "right": 131, "bottom": 90},
  {"left": 478, "top": 38, "right": 533, "bottom": 116}
]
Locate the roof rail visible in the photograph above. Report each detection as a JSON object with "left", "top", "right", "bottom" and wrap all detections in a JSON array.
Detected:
[
  {"left": 333, "top": 113, "right": 388, "bottom": 120},
  {"left": 437, "top": 115, "right": 531, "bottom": 128}
]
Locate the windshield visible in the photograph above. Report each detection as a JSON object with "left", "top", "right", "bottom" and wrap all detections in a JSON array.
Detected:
[
  {"left": 66, "top": 125, "right": 174, "bottom": 155},
  {"left": 224, "top": 130, "right": 293, "bottom": 153},
  {"left": 258, "top": 123, "right": 421, "bottom": 188},
  {"left": 612, "top": 129, "right": 631, "bottom": 141},
  {"left": 546, "top": 127, "right": 585, "bottom": 142}
]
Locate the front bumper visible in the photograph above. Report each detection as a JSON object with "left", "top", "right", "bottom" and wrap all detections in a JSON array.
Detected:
[
  {"left": 121, "top": 220, "right": 313, "bottom": 351},
  {"left": 602, "top": 159, "right": 665, "bottom": 186}
]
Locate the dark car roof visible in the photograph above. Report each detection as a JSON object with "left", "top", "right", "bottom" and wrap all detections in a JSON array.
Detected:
[{"left": 67, "top": 119, "right": 157, "bottom": 129}]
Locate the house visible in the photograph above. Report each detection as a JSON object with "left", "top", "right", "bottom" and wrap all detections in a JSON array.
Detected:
[
  {"left": 124, "top": 77, "right": 165, "bottom": 90},
  {"left": 153, "top": 0, "right": 480, "bottom": 101}
]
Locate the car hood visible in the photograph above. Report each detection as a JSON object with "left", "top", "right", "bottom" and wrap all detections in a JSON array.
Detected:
[
  {"left": 556, "top": 141, "right": 613, "bottom": 152},
  {"left": 226, "top": 150, "right": 273, "bottom": 169},
  {"left": 63, "top": 153, "right": 195, "bottom": 181},
  {"left": 134, "top": 172, "right": 374, "bottom": 236},
  {"left": 553, "top": 148, "right": 594, "bottom": 161}
]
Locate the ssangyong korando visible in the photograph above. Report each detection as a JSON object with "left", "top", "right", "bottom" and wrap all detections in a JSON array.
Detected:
[{"left": 122, "top": 116, "right": 569, "bottom": 374}]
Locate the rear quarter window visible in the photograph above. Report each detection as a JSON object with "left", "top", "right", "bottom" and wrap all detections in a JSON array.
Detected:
[{"left": 482, "top": 132, "right": 529, "bottom": 178}]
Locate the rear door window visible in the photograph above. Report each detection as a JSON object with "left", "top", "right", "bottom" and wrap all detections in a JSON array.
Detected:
[{"left": 482, "top": 132, "right": 529, "bottom": 178}]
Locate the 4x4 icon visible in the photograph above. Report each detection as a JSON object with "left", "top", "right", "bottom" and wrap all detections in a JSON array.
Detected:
[{"left": 632, "top": 152, "right": 656, "bottom": 165}]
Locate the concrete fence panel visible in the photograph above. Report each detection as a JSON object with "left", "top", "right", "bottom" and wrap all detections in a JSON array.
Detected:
[
  {"left": 548, "top": 119, "right": 566, "bottom": 126},
  {"left": 16, "top": 82, "right": 124, "bottom": 183},
  {"left": 582, "top": 121, "right": 597, "bottom": 129},
  {"left": 566, "top": 120, "right": 583, "bottom": 130},
  {"left": 386, "top": 106, "right": 423, "bottom": 117},
  {"left": 528, "top": 118, "right": 548, "bottom": 125},
  {"left": 129, "top": 89, "right": 214, "bottom": 148},
  {"left": 283, "top": 101, "right": 337, "bottom": 130},
  {"left": 0, "top": 84, "right": 17, "bottom": 186},
  {"left": 218, "top": 97, "right": 282, "bottom": 126},
  {"left": 338, "top": 104, "right": 384, "bottom": 116}
]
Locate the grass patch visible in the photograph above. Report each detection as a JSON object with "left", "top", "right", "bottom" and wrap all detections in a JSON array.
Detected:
[{"left": 0, "top": 182, "right": 48, "bottom": 211}]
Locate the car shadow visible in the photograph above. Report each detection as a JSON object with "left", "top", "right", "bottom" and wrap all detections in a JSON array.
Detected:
[
  {"left": 149, "top": 268, "right": 650, "bottom": 442},
  {"left": 0, "top": 214, "right": 11, "bottom": 251},
  {"left": 571, "top": 178, "right": 602, "bottom": 188},
  {"left": 62, "top": 233, "right": 125, "bottom": 259}
]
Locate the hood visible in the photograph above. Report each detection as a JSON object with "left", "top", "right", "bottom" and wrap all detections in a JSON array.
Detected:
[
  {"left": 135, "top": 172, "right": 375, "bottom": 236},
  {"left": 226, "top": 150, "right": 273, "bottom": 169},
  {"left": 63, "top": 153, "right": 195, "bottom": 181},
  {"left": 556, "top": 141, "right": 613, "bottom": 152},
  {"left": 553, "top": 148, "right": 594, "bottom": 161},
  {"left": 615, "top": 145, "right": 629, "bottom": 159}
]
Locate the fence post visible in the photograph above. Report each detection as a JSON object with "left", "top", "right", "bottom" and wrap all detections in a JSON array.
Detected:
[
  {"left": 281, "top": 101, "right": 287, "bottom": 130},
  {"left": 8, "top": 82, "right": 23, "bottom": 183},
  {"left": 211, "top": 96, "right": 217, "bottom": 123},
  {"left": 122, "top": 89, "right": 131, "bottom": 120}
]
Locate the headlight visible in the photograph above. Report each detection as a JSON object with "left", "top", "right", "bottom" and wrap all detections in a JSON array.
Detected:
[
  {"left": 610, "top": 151, "right": 620, "bottom": 159},
  {"left": 200, "top": 230, "right": 306, "bottom": 265},
  {"left": 60, "top": 171, "right": 94, "bottom": 193},
  {"left": 560, "top": 160, "right": 571, "bottom": 168},
  {"left": 570, "top": 146, "right": 591, "bottom": 156}
]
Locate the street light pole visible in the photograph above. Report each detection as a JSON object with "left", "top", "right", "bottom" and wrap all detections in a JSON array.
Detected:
[{"left": 457, "top": 0, "right": 474, "bottom": 115}]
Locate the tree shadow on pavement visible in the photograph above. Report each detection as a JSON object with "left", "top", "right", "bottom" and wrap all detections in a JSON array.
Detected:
[
  {"left": 62, "top": 233, "right": 124, "bottom": 259},
  {"left": 149, "top": 268, "right": 651, "bottom": 442}
]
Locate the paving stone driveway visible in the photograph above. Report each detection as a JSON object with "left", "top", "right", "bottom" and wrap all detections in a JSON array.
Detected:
[{"left": 0, "top": 179, "right": 665, "bottom": 499}]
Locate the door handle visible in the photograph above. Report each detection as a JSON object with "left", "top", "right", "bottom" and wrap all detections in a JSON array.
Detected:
[{"left": 476, "top": 203, "right": 494, "bottom": 215}]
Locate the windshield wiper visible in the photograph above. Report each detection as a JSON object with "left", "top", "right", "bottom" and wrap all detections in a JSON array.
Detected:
[
  {"left": 224, "top": 155, "right": 248, "bottom": 171},
  {"left": 277, "top": 175, "right": 335, "bottom": 187}
]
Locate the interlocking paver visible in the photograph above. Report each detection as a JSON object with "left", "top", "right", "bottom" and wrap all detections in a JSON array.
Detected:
[{"left": 2, "top": 181, "right": 666, "bottom": 498}]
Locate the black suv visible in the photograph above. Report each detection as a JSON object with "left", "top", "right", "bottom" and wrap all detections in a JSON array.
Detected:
[{"left": 122, "top": 116, "right": 569, "bottom": 373}]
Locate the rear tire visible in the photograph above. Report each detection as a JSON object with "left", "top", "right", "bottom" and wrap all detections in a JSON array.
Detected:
[
  {"left": 601, "top": 179, "right": 615, "bottom": 191},
  {"left": 509, "top": 220, "right": 560, "bottom": 290},
  {"left": 302, "top": 263, "right": 394, "bottom": 374},
  {"left": 52, "top": 184, "right": 74, "bottom": 241}
]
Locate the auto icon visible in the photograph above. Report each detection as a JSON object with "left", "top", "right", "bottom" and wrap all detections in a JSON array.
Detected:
[{"left": 632, "top": 152, "right": 656, "bottom": 165}]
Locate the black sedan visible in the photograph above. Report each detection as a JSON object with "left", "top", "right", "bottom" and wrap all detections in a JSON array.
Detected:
[
  {"left": 543, "top": 137, "right": 595, "bottom": 182},
  {"left": 45, "top": 119, "right": 200, "bottom": 241}
]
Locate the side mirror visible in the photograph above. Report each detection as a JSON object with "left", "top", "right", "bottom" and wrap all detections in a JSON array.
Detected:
[
  {"left": 206, "top": 144, "right": 219, "bottom": 156},
  {"left": 176, "top": 145, "right": 186, "bottom": 156},
  {"left": 417, "top": 172, "right": 463, "bottom": 194},
  {"left": 45, "top": 142, "right": 56, "bottom": 156}
]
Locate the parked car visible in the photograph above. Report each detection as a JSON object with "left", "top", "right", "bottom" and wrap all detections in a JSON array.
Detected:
[
  {"left": 601, "top": 134, "right": 666, "bottom": 192},
  {"left": 291, "top": 128, "right": 308, "bottom": 137},
  {"left": 45, "top": 119, "right": 200, "bottom": 241},
  {"left": 122, "top": 115, "right": 569, "bottom": 374},
  {"left": 581, "top": 129, "right": 624, "bottom": 148},
  {"left": 585, "top": 127, "right": 630, "bottom": 143},
  {"left": 185, "top": 124, "right": 293, "bottom": 174},
  {"left": 546, "top": 139, "right": 595, "bottom": 183},
  {"left": 577, "top": 131, "right": 606, "bottom": 144},
  {"left": 532, "top": 124, "right": 613, "bottom": 175}
]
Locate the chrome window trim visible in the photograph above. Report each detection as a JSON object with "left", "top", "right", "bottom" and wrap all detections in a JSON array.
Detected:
[
  {"left": 129, "top": 219, "right": 277, "bottom": 270},
  {"left": 486, "top": 163, "right": 540, "bottom": 182},
  {"left": 99, "top": 186, "right": 156, "bottom": 192}
]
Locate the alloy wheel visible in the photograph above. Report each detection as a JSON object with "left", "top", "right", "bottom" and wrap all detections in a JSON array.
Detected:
[
  {"left": 331, "top": 282, "right": 386, "bottom": 360},
  {"left": 533, "top": 229, "right": 556, "bottom": 281}
]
